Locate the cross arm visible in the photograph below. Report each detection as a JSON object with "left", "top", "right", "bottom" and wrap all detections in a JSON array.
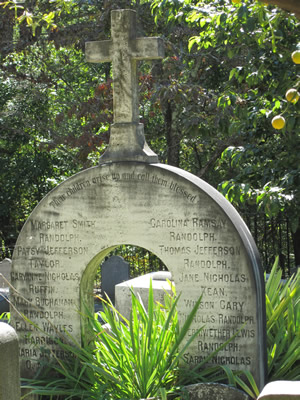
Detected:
[
  {"left": 133, "top": 37, "right": 165, "bottom": 61},
  {"left": 85, "top": 40, "right": 112, "bottom": 63}
]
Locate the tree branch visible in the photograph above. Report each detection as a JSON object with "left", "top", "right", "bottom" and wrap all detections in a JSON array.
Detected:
[{"left": 197, "top": 136, "right": 242, "bottom": 179}]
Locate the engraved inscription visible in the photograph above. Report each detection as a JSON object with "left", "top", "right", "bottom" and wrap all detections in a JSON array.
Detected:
[
  {"left": 15, "top": 246, "right": 89, "bottom": 256},
  {"left": 39, "top": 233, "right": 80, "bottom": 243},
  {"left": 11, "top": 164, "right": 263, "bottom": 386},
  {"left": 170, "top": 232, "right": 216, "bottom": 242},
  {"left": 150, "top": 218, "right": 226, "bottom": 229},
  {"left": 47, "top": 173, "right": 198, "bottom": 210},
  {"left": 203, "top": 273, "right": 247, "bottom": 283},
  {"left": 184, "top": 259, "right": 229, "bottom": 269}
]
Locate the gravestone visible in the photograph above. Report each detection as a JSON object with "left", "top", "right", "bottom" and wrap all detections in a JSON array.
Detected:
[
  {"left": 181, "top": 383, "right": 250, "bottom": 400},
  {"left": 10, "top": 9, "right": 267, "bottom": 390},
  {"left": 0, "top": 322, "right": 21, "bottom": 400},
  {"left": 0, "top": 258, "right": 11, "bottom": 288},
  {"left": 101, "top": 255, "right": 129, "bottom": 303},
  {"left": 115, "top": 271, "right": 173, "bottom": 319}
]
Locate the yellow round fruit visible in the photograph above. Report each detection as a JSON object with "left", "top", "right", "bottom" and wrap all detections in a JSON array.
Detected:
[
  {"left": 291, "top": 50, "right": 300, "bottom": 64},
  {"left": 271, "top": 115, "right": 286, "bottom": 130},
  {"left": 285, "top": 88, "right": 299, "bottom": 104},
  {"left": 232, "top": 0, "right": 241, "bottom": 4}
]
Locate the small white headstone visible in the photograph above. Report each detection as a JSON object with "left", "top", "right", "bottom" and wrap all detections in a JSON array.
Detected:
[{"left": 115, "top": 271, "right": 174, "bottom": 319}]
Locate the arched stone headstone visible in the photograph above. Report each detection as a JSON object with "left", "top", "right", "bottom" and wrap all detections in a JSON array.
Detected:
[
  {"left": 10, "top": 8, "right": 267, "bottom": 391},
  {"left": 11, "top": 162, "right": 266, "bottom": 387}
]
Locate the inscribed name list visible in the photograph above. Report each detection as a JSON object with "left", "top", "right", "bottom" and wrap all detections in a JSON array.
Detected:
[{"left": 11, "top": 163, "right": 264, "bottom": 386}]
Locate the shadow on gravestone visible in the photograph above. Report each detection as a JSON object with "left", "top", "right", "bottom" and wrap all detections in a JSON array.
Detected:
[
  {"left": 101, "top": 255, "right": 130, "bottom": 304},
  {"left": 10, "top": 8, "right": 267, "bottom": 391}
]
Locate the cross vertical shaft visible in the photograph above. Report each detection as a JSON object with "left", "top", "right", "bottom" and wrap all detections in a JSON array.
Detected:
[
  {"left": 85, "top": 9, "right": 164, "bottom": 164},
  {"left": 111, "top": 10, "right": 138, "bottom": 124}
]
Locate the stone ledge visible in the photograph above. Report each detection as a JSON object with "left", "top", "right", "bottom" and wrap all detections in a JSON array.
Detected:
[
  {"left": 258, "top": 381, "right": 300, "bottom": 400},
  {"left": 179, "top": 382, "right": 250, "bottom": 400}
]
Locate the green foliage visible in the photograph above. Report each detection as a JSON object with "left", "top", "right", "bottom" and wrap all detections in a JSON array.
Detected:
[
  {"left": 19, "top": 256, "right": 300, "bottom": 398},
  {"left": 0, "top": 312, "right": 9, "bottom": 322},
  {"left": 265, "top": 257, "right": 300, "bottom": 380},
  {"left": 0, "top": 0, "right": 299, "bottom": 261},
  {"left": 150, "top": 0, "right": 300, "bottom": 252},
  {"left": 111, "top": 245, "right": 165, "bottom": 276},
  {"left": 0, "top": 0, "right": 299, "bottom": 262},
  {"left": 22, "top": 282, "right": 259, "bottom": 399},
  {"left": 0, "top": 0, "right": 77, "bottom": 35},
  {"left": 0, "top": 239, "right": 11, "bottom": 259},
  {"left": 23, "top": 283, "right": 204, "bottom": 399},
  {"left": 88, "top": 284, "right": 202, "bottom": 399}
]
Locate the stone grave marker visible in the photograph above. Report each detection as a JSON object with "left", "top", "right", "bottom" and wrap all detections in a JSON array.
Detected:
[
  {"left": 115, "top": 271, "right": 173, "bottom": 319},
  {"left": 10, "top": 9, "right": 267, "bottom": 390},
  {"left": 101, "top": 255, "right": 129, "bottom": 303},
  {"left": 0, "top": 258, "right": 11, "bottom": 288},
  {"left": 0, "top": 322, "right": 21, "bottom": 400},
  {"left": 181, "top": 383, "right": 250, "bottom": 400}
]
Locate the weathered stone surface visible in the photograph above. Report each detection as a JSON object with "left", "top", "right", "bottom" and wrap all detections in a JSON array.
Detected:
[
  {"left": 11, "top": 162, "right": 266, "bottom": 388},
  {"left": 181, "top": 383, "right": 250, "bottom": 400},
  {"left": 86, "top": 10, "right": 164, "bottom": 163},
  {"left": 0, "top": 258, "right": 11, "bottom": 287},
  {"left": 115, "top": 271, "right": 174, "bottom": 319},
  {"left": 0, "top": 322, "right": 21, "bottom": 400},
  {"left": 101, "top": 255, "right": 129, "bottom": 303},
  {"left": 258, "top": 381, "right": 300, "bottom": 400}
]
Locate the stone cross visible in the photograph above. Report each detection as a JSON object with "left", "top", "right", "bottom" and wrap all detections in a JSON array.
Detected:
[{"left": 85, "top": 9, "right": 164, "bottom": 164}]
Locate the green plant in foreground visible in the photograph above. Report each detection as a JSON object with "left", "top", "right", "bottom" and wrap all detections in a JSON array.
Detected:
[
  {"left": 0, "top": 312, "right": 10, "bottom": 322},
  {"left": 18, "top": 258, "right": 300, "bottom": 399},
  {"left": 22, "top": 282, "right": 258, "bottom": 400},
  {"left": 265, "top": 257, "right": 300, "bottom": 381},
  {"left": 22, "top": 283, "right": 203, "bottom": 399}
]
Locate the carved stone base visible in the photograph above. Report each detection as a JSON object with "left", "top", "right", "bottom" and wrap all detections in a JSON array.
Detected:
[{"left": 99, "top": 123, "right": 158, "bottom": 164}]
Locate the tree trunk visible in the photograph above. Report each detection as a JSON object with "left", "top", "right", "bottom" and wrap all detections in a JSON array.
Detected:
[
  {"left": 291, "top": 218, "right": 300, "bottom": 267},
  {"left": 165, "top": 101, "right": 180, "bottom": 167},
  {"left": 0, "top": 7, "right": 14, "bottom": 56}
]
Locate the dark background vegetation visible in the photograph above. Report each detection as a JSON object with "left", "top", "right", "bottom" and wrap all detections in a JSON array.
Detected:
[{"left": 0, "top": 0, "right": 299, "bottom": 274}]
